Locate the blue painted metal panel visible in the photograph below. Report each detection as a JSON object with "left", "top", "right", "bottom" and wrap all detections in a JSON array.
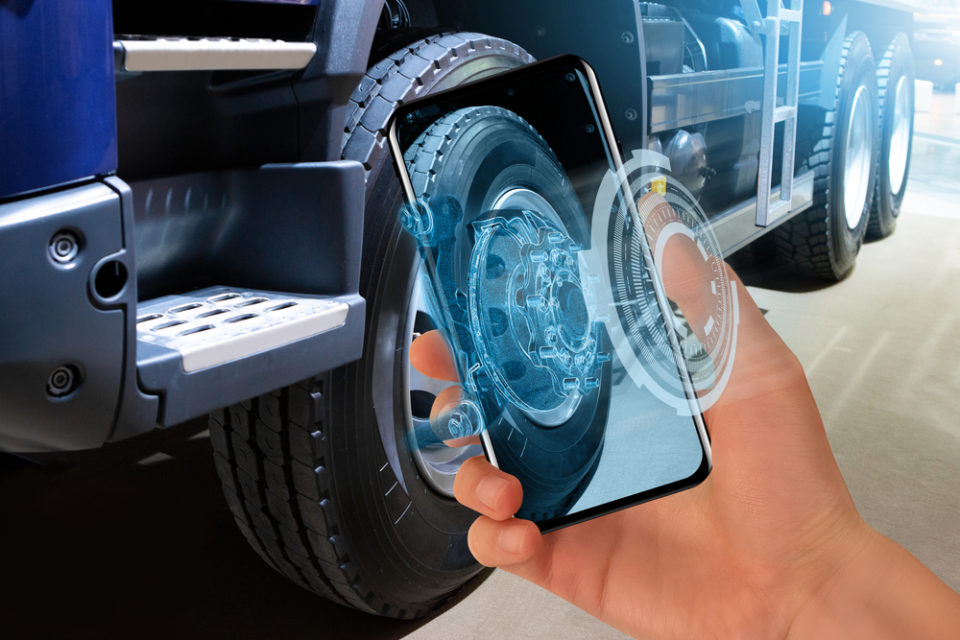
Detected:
[
  {"left": 229, "top": 0, "right": 322, "bottom": 5},
  {"left": 0, "top": 0, "right": 117, "bottom": 200}
]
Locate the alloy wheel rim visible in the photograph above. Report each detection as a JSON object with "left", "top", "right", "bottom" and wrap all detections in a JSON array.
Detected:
[
  {"left": 404, "top": 271, "right": 481, "bottom": 498},
  {"left": 843, "top": 85, "right": 875, "bottom": 229},
  {"left": 887, "top": 75, "right": 911, "bottom": 196}
]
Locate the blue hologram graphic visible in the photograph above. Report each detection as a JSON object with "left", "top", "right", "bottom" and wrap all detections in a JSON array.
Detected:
[{"left": 397, "top": 97, "right": 718, "bottom": 524}]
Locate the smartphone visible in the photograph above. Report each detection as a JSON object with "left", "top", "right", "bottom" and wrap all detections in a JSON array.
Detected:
[{"left": 387, "top": 55, "right": 711, "bottom": 532}]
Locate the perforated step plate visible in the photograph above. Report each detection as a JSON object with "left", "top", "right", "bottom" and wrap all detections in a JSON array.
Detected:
[{"left": 137, "top": 287, "right": 349, "bottom": 373}]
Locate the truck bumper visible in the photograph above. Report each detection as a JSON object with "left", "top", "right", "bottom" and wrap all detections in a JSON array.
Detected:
[{"left": 0, "top": 161, "right": 366, "bottom": 453}]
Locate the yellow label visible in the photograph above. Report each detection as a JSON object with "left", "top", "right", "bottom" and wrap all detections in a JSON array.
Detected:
[{"left": 652, "top": 176, "right": 667, "bottom": 195}]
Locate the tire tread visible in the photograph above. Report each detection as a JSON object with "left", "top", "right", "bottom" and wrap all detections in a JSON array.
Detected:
[
  {"left": 403, "top": 105, "right": 554, "bottom": 199},
  {"left": 209, "top": 380, "right": 378, "bottom": 614},
  {"left": 775, "top": 32, "right": 874, "bottom": 281},
  {"left": 867, "top": 32, "right": 913, "bottom": 239},
  {"left": 339, "top": 32, "right": 533, "bottom": 187},
  {"left": 210, "top": 31, "right": 533, "bottom": 619}
]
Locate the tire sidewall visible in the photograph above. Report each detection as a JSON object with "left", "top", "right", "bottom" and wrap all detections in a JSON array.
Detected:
[
  {"left": 829, "top": 33, "right": 878, "bottom": 277},
  {"left": 327, "top": 155, "right": 482, "bottom": 617},
  {"left": 332, "top": 36, "right": 534, "bottom": 613},
  {"left": 875, "top": 33, "right": 915, "bottom": 233}
]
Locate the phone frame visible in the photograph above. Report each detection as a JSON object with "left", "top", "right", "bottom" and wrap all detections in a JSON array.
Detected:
[{"left": 386, "top": 55, "right": 712, "bottom": 532}]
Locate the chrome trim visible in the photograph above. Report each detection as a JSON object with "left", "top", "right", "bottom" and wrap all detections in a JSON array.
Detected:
[
  {"left": 648, "top": 61, "right": 822, "bottom": 133},
  {"left": 115, "top": 38, "right": 316, "bottom": 72},
  {"left": 712, "top": 169, "right": 815, "bottom": 255}
]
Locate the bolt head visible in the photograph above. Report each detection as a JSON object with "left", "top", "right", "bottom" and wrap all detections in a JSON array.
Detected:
[
  {"left": 49, "top": 231, "right": 80, "bottom": 265},
  {"left": 46, "top": 365, "right": 80, "bottom": 398}
]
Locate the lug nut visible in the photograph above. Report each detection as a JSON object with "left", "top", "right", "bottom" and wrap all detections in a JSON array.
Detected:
[
  {"left": 547, "top": 231, "right": 565, "bottom": 244},
  {"left": 539, "top": 346, "right": 558, "bottom": 359}
]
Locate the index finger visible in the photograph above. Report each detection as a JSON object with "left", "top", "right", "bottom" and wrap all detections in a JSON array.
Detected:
[{"left": 410, "top": 329, "right": 459, "bottom": 382}]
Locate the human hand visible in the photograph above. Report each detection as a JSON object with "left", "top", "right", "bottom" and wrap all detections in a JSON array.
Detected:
[{"left": 409, "top": 204, "right": 960, "bottom": 639}]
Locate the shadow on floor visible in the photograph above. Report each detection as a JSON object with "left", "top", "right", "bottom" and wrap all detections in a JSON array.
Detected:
[
  {"left": 725, "top": 242, "right": 838, "bottom": 294},
  {"left": 0, "top": 421, "right": 486, "bottom": 640}
]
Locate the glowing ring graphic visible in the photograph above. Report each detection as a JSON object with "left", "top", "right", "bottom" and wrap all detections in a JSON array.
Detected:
[{"left": 581, "top": 149, "right": 739, "bottom": 414}]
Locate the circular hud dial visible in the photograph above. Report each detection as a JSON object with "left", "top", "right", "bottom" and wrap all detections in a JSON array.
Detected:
[{"left": 586, "top": 150, "right": 739, "bottom": 414}]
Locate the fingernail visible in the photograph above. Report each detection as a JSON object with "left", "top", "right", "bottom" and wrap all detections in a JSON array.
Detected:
[
  {"left": 498, "top": 525, "right": 528, "bottom": 554},
  {"left": 476, "top": 475, "right": 509, "bottom": 511}
]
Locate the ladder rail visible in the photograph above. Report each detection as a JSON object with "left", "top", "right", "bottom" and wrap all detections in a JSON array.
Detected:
[
  {"left": 780, "top": 10, "right": 803, "bottom": 206},
  {"left": 755, "top": 1, "right": 783, "bottom": 226},
  {"left": 750, "top": 0, "right": 804, "bottom": 227}
]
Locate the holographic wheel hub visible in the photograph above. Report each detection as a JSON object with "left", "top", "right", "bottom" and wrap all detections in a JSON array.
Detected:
[{"left": 468, "top": 209, "right": 601, "bottom": 427}]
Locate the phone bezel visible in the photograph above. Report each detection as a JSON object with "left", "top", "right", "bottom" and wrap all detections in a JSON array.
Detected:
[{"left": 386, "top": 54, "right": 712, "bottom": 533}]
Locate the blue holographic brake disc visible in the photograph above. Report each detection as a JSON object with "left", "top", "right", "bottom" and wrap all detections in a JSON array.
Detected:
[
  {"left": 468, "top": 209, "right": 603, "bottom": 428},
  {"left": 399, "top": 197, "right": 604, "bottom": 440}
]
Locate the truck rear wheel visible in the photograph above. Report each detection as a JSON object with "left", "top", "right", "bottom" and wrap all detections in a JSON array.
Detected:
[
  {"left": 209, "top": 33, "right": 533, "bottom": 619},
  {"left": 868, "top": 33, "right": 915, "bottom": 239},
  {"left": 776, "top": 31, "right": 879, "bottom": 281}
]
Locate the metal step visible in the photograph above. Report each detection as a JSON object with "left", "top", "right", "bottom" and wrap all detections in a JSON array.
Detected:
[
  {"left": 136, "top": 286, "right": 364, "bottom": 427},
  {"left": 114, "top": 37, "right": 317, "bottom": 72},
  {"left": 774, "top": 105, "right": 797, "bottom": 122},
  {"left": 779, "top": 8, "right": 802, "bottom": 23},
  {"left": 137, "top": 287, "right": 348, "bottom": 373}
]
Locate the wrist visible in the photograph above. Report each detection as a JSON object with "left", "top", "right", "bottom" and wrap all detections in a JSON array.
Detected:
[{"left": 788, "top": 523, "right": 960, "bottom": 639}]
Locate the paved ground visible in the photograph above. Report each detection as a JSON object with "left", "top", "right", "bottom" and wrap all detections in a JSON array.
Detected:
[{"left": 1, "top": 95, "right": 957, "bottom": 639}]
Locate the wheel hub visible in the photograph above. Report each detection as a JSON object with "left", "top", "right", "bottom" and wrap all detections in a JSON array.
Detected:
[
  {"left": 844, "top": 84, "right": 874, "bottom": 229},
  {"left": 888, "top": 75, "right": 911, "bottom": 196},
  {"left": 468, "top": 209, "right": 601, "bottom": 427}
]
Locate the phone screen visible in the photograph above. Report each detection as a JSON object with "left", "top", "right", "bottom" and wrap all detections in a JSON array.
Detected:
[{"left": 389, "top": 56, "right": 711, "bottom": 530}]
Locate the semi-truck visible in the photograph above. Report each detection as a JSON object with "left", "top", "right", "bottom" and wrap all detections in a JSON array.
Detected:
[{"left": 0, "top": 0, "right": 919, "bottom": 619}]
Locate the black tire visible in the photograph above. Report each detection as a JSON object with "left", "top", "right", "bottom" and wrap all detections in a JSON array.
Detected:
[
  {"left": 776, "top": 31, "right": 879, "bottom": 281},
  {"left": 209, "top": 33, "right": 533, "bottom": 619},
  {"left": 403, "top": 106, "right": 611, "bottom": 522},
  {"left": 867, "top": 33, "right": 915, "bottom": 239}
]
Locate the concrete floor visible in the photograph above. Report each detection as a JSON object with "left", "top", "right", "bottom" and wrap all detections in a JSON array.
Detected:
[{"left": 1, "top": 96, "right": 957, "bottom": 639}]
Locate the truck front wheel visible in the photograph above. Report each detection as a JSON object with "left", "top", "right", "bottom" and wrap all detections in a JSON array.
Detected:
[
  {"left": 209, "top": 33, "right": 533, "bottom": 619},
  {"left": 777, "top": 31, "right": 879, "bottom": 281}
]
